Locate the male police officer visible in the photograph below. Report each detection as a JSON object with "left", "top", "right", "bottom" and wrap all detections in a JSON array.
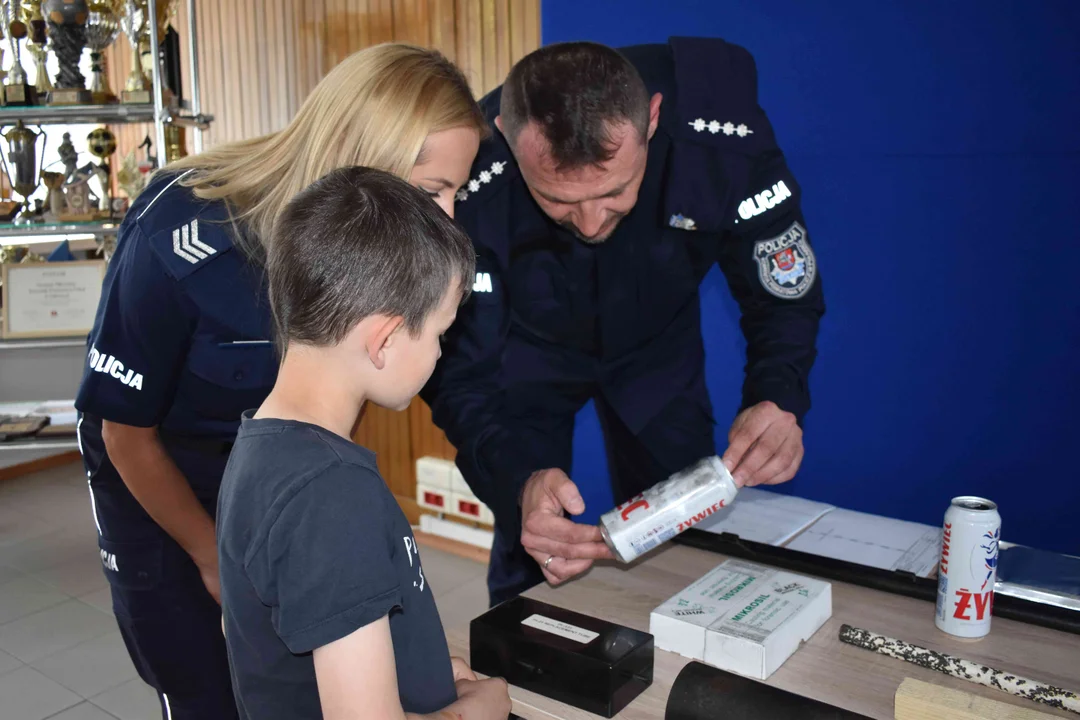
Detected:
[{"left": 424, "top": 38, "right": 824, "bottom": 605}]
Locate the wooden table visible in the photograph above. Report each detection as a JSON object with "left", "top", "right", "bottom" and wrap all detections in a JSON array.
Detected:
[{"left": 447, "top": 544, "right": 1080, "bottom": 719}]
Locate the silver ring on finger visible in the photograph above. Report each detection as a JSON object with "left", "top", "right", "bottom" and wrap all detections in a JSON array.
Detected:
[{"left": 544, "top": 555, "right": 556, "bottom": 570}]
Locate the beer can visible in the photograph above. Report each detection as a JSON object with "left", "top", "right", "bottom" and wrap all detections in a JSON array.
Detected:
[
  {"left": 934, "top": 496, "right": 1001, "bottom": 638},
  {"left": 599, "top": 456, "right": 739, "bottom": 564}
]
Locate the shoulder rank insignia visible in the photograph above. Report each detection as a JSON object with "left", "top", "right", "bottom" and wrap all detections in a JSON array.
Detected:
[
  {"left": 669, "top": 214, "right": 697, "bottom": 231},
  {"left": 689, "top": 118, "right": 753, "bottom": 137},
  {"left": 455, "top": 160, "right": 507, "bottom": 203},
  {"left": 171, "top": 219, "right": 216, "bottom": 264}
]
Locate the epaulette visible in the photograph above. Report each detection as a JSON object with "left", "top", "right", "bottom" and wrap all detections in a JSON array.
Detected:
[
  {"left": 453, "top": 136, "right": 517, "bottom": 209},
  {"left": 664, "top": 36, "right": 777, "bottom": 154},
  {"left": 454, "top": 84, "right": 520, "bottom": 210},
  {"left": 135, "top": 171, "right": 236, "bottom": 280}
]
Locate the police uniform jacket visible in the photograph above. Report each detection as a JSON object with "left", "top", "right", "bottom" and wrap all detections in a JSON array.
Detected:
[
  {"left": 76, "top": 170, "right": 277, "bottom": 498},
  {"left": 425, "top": 36, "right": 825, "bottom": 526}
]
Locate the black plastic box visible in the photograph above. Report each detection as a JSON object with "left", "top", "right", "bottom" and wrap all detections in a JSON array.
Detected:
[{"left": 470, "top": 596, "right": 654, "bottom": 717}]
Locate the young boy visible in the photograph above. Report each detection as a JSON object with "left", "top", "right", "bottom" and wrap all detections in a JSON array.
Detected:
[{"left": 217, "top": 167, "right": 511, "bottom": 720}]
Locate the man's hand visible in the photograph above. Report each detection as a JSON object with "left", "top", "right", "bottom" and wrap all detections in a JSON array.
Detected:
[
  {"left": 721, "top": 401, "right": 803, "bottom": 487},
  {"left": 520, "top": 469, "right": 613, "bottom": 586}
]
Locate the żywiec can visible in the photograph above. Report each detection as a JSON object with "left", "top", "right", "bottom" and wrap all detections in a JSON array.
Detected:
[
  {"left": 934, "top": 496, "right": 1001, "bottom": 638},
  {"left": 599, "top": 456, "right": 739, "bottom": 564}
]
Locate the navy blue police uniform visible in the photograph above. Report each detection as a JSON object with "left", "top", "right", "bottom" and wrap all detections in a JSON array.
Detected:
[
  {"left": 423, "top": 37, "right": 825, "bottom": 605},
  {"left": 76, "top": 170, "right": 277, "bottom": 718}
]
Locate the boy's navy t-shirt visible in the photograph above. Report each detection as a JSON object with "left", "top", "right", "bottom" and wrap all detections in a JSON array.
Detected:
[{"left": 217, "top": 412, "right": 456, "bottom": 718}]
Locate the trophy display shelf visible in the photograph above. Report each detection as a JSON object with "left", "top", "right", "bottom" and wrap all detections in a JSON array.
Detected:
[
  {"left": 0, "top": 435, "right": 80, "bottom": 452},
  {"left": 0, "top": 337, "right": 85, "bottom": 349},
  {"left": 0, "top": 217, "right": 118, "bottom": 240},
  {"left": 0, "top": 102, "right": 153, "bottom": 124},
  {"left": 0, "top": 102, "right": 212, "bottom": 128}
]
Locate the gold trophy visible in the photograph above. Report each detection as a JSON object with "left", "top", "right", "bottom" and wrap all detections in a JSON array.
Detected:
[
  {"left": 0, "top": 122, "right": 47, "bottom": 224},
  {"left": 164, "top": 123, "right": 186, "bottom": 163},
  {"left": 86, "top": 1, "right": 120, "bottom": 104},
  {"left": 23, "top": 1, "right": 51, "bottom": 98},
  {"left": 0, "top": 23, "right": 9, "bottom": 100},
  {"left": 0, "top": 245, "right": 44, "bottom": 262},
  {"left": 115, "top": 149, "right": 140, "bottom": 199},
  {"left": 139, "top": 0, "right": 176, "bottom": 102},
  {"left": 116, "top": 135, "right": 153, "bottom": 199},
  {"left": 87, "top": 126, "right": 116, "bottom": 212},
  {"left": 43, "top": 0, "right": 93, "bottom": 105},
  {"left": 41, "top": 169, "right": 66, "bottom": 221},
  {"left": 1, "top": 1, "right": 37, "bottom": 105},
  {"left": 118, "top": 0, "right": 149, "bottom": 103}
]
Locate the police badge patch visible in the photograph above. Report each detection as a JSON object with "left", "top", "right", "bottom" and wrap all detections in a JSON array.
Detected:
[{"left": 753, "top": 222, "right": 816, "bottom": 299}]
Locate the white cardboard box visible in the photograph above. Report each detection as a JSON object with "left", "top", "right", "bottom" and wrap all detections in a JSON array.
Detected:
[
  {"left": 649, "top": 559, "right": 832, "bottom": 680},
  {"left": 416, "top": 483, "right": 451, "bottom": 513},
  {"left": 450, "top": 492, "right": 493, "bottom": 524},
  {"left": 416, "top": 457, "right": 454, "bottom": 491},
  {"left": 450, "top": 466, "right": 472, "bottom": 495},
  {"left": 451, "top": 492, "right": 484, "bottom": 521}
]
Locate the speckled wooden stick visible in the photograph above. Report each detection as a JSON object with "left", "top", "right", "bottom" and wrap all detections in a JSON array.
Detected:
[{"left": 838, "top": 624, "right": 1080, "bottom": 716}]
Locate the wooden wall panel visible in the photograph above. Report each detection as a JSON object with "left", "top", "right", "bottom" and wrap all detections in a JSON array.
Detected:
[
  {"left": 429, "top": 0, "right": 456, "bottom": 56},
  {"left": 409, "top": 398, "right": 457, "bottom": 460},
  {"left": 354, "top": 404, "right": 417, "bottom": 497}
]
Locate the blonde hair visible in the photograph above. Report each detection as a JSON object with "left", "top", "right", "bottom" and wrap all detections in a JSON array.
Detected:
[{"left": 169, "top": 43, "right": 486, "bottom": 261}]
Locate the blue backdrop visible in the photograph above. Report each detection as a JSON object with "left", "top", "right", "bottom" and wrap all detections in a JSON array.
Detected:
[{"left": 542, "top": 0, "right": 1080, "bottom": 554}]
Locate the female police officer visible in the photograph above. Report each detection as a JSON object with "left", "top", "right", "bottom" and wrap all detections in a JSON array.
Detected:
[{"left": 75, "top": 44, "right": 485, "bottom": 719}]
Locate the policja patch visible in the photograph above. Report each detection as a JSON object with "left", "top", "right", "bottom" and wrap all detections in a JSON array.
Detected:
[{"left": 754, "top": 222, "right": 816, "bottom": 299}]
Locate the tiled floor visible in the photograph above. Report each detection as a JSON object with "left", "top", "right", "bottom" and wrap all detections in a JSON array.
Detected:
[{"left": 0, "top": 462, "right": 490, "bottom": 720}]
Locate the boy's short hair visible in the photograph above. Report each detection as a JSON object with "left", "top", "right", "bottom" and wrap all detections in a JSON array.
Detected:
[{"left": 268, "top": 166, "right": 476, "bottom": 347}]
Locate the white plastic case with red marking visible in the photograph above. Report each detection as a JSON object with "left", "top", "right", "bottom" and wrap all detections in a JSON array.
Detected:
[{"left": 599, "top": 456, "right": 739, "bottom": 563}]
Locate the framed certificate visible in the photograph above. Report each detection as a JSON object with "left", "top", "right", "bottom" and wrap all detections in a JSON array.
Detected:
[{"left": 1, "top": 260, "right": 106, "bottom": 339}]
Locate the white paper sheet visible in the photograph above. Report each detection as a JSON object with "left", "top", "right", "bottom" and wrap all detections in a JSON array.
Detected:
[
  {"left": 0, "top": 401, "right": 45, "bottom": 418},
  {"left": 30, "top": 400, "right": 78, "bottom": 426},
  {"left": 695, "top": 487, "right": 835, "bottom": 546},
  {"left": 786, "top": 508, "right": 941, "bottom": 577}
]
